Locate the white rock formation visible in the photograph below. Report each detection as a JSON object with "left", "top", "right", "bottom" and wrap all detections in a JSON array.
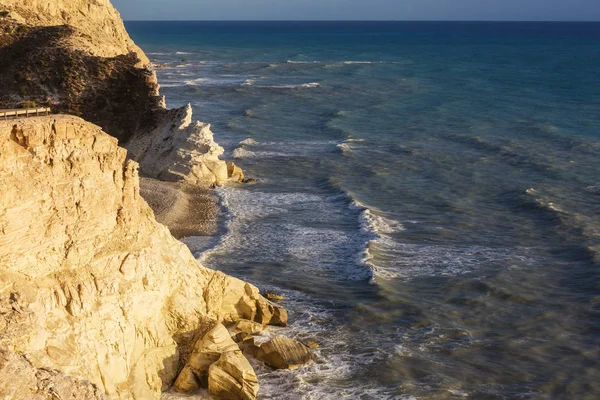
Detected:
[
  {"left": 1, "top": 0, "right": 238, "bottom": 187},
  {"left": 0, "top": 116, "right": 286, "bottom": 399},
  {"left": 127, "top": 104, "right": 230, "bottom": 186}
]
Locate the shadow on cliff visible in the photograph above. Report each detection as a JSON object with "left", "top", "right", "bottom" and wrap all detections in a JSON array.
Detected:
[{"left": 0, "top": 19, "right": 162, "bottom": 144}]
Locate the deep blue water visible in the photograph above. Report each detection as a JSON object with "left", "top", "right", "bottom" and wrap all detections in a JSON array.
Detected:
[{"left": 126, "top": 22, "right": 600, "bottom": 399}]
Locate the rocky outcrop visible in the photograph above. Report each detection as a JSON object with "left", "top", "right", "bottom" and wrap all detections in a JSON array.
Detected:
[
  {"left": 127, "top": 104, "right": 229, "bottom": 186},
  {"left": 0, "top": 116, "right": 284, "bottom": 399},
  {"left": 174, "top": 323, "right": 259, "bottom": 399},
  {"left": 209, "top": 350, "right": 259, "bottom": 400},
  {"left": 0, "top": 19, "right": 161, "bottom": 143},
  {"left": 0, "top": 0, "right": 149, "bottom": 64},
  {"left": 0, "top": 0, "right": 237, "bottom": 186},
  {"left": 255, "top": 337, "right": 315, "bottom": 370},
  {"left": 227, "top": 161, "right": 245, "bottom": 183},
  {"left": 0, "top": 350, "right": 110, "bottom": 400}
]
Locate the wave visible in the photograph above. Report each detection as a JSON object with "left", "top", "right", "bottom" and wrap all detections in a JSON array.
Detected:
[
  {"left": 286, "top": 60, "right": 320, "bottom": 64},
  {"left": 232, "top": 139, "right": 339, "bottom": 159},
  {"left": 337, "top": 138, "right": 366, "bottom": 153},
  {"left": 175, "top": 51, "right": 194, "bottom": 55},
  {"left": 248, "top": 82, "right": 321, "bottom": 89},
  {"left": 232, "top": 147, "right": 256, "bottom": 159},
  {"left": 239, "top": 138, "right": 259, "bottom": 146},
  {"left": 184, "top": 76, "right": 248, "bottom": 86},
  {"left": 343, "top": 61, "right": 375, "bottom": 64}
]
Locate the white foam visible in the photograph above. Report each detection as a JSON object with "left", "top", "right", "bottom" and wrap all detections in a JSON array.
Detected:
[
  {"left": 238, "top": 137, "right": 258, "bottom": 146},
  {"left": 184, "top": 76, "right": 249, "bottom": 87},
  {"left": 337, "top": 138, "right": 367, "bottom": 153},
  {"left": 232, "top": 147, "right": 256, "bottom": 159},
  {"left": 253, "top": 82, "right": 321, "bottom": 89},
  {"left": 175, "top": 51, "right": 193, "bottom": 55},
  {"left": 198, "top": 188, "right": 373, "bottom": 281},
  {"left": 287, "top": 60, "right": 319, "bottom": 64},
  {"left": 343, "top": 61, "right": 375, "bottom": 64}
]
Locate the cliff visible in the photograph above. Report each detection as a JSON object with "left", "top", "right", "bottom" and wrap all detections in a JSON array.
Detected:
[
  {"left": 0, "top": 0, "right": 239, "bottom": 186},
  {"left": 0, "top": 116, "right": 286, "bottom": 399},
  {"left": 0, "top": 0, "right": 149, "bottom": 64}
]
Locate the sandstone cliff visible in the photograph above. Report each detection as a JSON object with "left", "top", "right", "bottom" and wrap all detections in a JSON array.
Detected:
[
  {"left": 0, "top": 116, "right": 286, "bottom": 399},
  {"left": 0, "top": 0, "right": 149, "bottom": 64},
  {"left": 0, "top": 0, "right": 237, "bottom": 186}
]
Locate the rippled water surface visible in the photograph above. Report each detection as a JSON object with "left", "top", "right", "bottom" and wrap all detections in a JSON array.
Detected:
[{"left": 127, "top": 22, "right": 600, "bottom": 399}]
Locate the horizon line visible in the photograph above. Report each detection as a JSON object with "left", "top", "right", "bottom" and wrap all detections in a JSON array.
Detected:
[{"left": 123, "top": 19, "right": 600, "bottom": 23}]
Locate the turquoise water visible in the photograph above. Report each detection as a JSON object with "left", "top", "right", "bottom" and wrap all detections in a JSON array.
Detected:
[{"left": 127, "top": 22, "right": 600, "bottom": 399}]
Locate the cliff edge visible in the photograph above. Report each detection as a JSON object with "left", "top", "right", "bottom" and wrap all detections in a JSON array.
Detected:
[
  {"left": 0, "top": 116, "right": 286, "bottom": 399},
  {"left": 0, "top": 0, "right": 241, "bottom": 186}
]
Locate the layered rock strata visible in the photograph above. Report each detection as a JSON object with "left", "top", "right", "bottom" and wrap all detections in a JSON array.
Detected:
[
  {"left": 0, "top": 0, "right": 240, "bottom": 186},
  {"left": 0, "top": 116, "right": 286, "bottom": 399},
  {"left": 0, "top": 0, "right": 149, "bottom": 64}
]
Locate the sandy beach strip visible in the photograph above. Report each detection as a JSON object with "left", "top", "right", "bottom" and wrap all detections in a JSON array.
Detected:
[{"left": 139, "top": 177, "right": 220, "bottom": 239}]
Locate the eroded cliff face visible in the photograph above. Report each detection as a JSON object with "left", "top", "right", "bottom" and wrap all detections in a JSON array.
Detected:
[
  {"left": 0, "top": 0, "right": 238, "bottom": 186},
  {"left": 0, "top": 0, "right": 149, "bottom": 64},
  {"left": 0, "top": 116, "right": 285, "bottom": 399}
]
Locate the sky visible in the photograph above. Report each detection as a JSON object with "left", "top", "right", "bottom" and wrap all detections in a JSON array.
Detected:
[{"left": 112, "top": 0, "right": 600, "bottom": 21}]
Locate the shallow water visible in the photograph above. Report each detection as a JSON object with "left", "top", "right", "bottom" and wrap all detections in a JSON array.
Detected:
[{"left": 127, "top": 22, "right": 600, "bottom": 399}]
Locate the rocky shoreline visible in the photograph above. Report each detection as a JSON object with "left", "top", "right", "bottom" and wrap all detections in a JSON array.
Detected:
[{"left": 0, "top": 1, "right": 314, "bottom": 399}]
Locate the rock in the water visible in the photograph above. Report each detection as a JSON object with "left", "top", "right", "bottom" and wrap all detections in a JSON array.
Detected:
[
  {"left": 265, "top": 293, "right": 284, "bottom": 302},
  {"left": 227, "top": 161, "right": 245, "bottom": 183},
  {"left": 208, "top": 350, "right": 259, "bottom": 400},
  {"left": 256, "top": 336, "right": 315, "bottom": 370},
  {"left": 174, "top": 323, "right": 239, "bottom": 393}
]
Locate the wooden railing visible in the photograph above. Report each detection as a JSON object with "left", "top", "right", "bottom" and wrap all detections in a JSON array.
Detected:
[{"left": 0, "top": 107, "right": 51, "bottom": 120}]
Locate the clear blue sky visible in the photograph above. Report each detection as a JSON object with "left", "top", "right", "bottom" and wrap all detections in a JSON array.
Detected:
[{"left": 112, "top": 0, "right": 600, "bottom": 21}]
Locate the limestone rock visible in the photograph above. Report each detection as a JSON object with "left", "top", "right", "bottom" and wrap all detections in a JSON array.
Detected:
[
  {"left": 0, "top": 350, "right": 110, "bottom": 400},
  {"left": 0, "top": 116, "right": 287, "bottom": 399},
  {"left": 0, "top": 0, "right": 149, "bottom": 65},
  {"left": 238, "top": 336, "right": 261, "bottom": 359},
  {"left": 227, "top": 161, "right": 245, "bottom": 183},
  {"left": 256, "top": 336, "right": 315, "bottom": 370},
  {"left": 127, "top": 104, "right": 230, "bottom": 186},
  {"left": 229, "top": 320, "right": 267, "bottom": 337},
  {"left": 0, "top": 0, "right": 233, "bottom": 189},
  {"left": 208, "top": 351, "right": 259, "bottom": 400},
  {"left": 265, "top": 293, "right": 284, "bottom": 302},
  {"left": 174, "top": 323, "right": 239, "bottom": 392}
]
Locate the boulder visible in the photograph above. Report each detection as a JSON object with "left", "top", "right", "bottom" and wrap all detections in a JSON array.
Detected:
[
  {"left": 208, "top": 350, "right": 259, "bottom": 400},
  {"left": 227, "top": 161, "right": 245, "bottom": 183},
  {"left": 256, "top": 336, "right": 315, "bottom": 370},
  {"left": 229, "top": 319, "right": 267, "bottom": 336},
  {"left": 174, "top": 323, "right": 239, "bottom": 393}
]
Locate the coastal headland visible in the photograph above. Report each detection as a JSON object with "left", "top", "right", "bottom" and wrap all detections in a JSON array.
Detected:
[{"left": 0, "top": 1, "right": 312, "bottom": 399}]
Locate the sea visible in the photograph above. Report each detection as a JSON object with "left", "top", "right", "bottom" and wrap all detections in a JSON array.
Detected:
[{"left": 125, "top": 21, "right": 600, "bottom": 399}]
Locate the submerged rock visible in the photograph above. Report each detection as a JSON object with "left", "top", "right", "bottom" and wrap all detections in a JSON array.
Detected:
[
  {"left": 264, "top": 293, "right": 284, "bottom": 302},
  {"left": 256, "top": 336, "right": 315, "bottom": 370}
]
